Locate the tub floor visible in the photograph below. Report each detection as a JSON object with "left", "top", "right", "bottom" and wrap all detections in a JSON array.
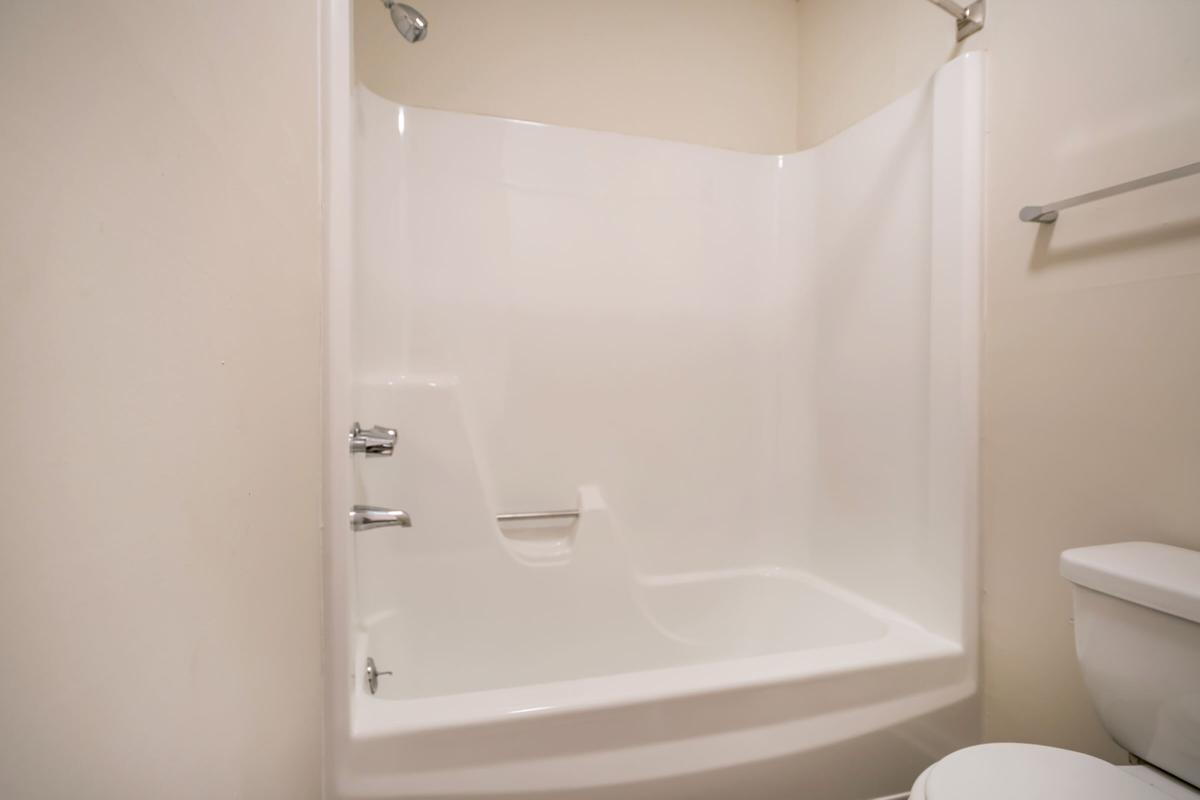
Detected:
[{"left": 365, "top": 568, "right": 897, "bottom": 700}]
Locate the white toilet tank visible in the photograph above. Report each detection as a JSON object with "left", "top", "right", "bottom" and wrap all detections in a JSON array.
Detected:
[{"left": 1061, "top": 542, "right": 1200, "bottom": 789}]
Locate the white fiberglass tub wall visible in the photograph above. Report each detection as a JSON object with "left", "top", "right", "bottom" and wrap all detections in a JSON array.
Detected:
[{"left": 334, "top": 53, "right": 983, "bottom": 800}]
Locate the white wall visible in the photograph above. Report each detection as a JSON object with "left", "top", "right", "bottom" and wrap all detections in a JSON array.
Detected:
[
  {"left": 354, "top": 94, "right": 783, "bottom": 576},
  {"left": 0, "top": 3, "right": 323, "bottom": 798},
  {"left": 787, "top": 54, "right": 982, "bottom": 646},
  {"left": 351, "top": 52, "right": 979, "bottom": 645},
  {"left": 353, "top": 0, "right": 801, "bottom": 154},
  {"left": 794, "top": 0, "right": 1200, "bottom": 762}
]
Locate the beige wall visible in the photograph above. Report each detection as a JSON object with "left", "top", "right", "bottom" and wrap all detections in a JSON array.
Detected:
[
  {"left": 0, "top": 3, "right": 323, "bottom": 799},
  {"left": 794, "top": 0, "right": 954, "bottom": 148},
  {"left": 798, "top": 0, "right": 1200, "bottom": 762},
  {"left": 354, "top": 0, "right": 801, "bottom": 154}
]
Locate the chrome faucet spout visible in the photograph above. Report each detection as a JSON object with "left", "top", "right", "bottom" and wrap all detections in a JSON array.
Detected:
[{"left": 350, "top": 505, "right": 412, "bottom": 530}]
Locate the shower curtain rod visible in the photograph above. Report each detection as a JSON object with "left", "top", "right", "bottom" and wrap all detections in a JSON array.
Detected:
[{"left": 925, "top": 0, "right": 985, "bottom": 41}]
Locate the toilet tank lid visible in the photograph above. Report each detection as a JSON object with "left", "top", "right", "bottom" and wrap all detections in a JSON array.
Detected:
[{"left": 1061, "top": 542, "right": 1200, "bottom": 624}]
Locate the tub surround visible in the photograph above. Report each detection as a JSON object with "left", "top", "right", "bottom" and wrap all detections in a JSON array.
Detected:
[{"left": 329, "top": 52, "right": 984, "bottom": 799}]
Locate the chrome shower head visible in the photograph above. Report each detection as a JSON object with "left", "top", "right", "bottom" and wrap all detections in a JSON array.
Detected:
[{"left": 382, "top": 1, "right": 428, "bottom": 43}]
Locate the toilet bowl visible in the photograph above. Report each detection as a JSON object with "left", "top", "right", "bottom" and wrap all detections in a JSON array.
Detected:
[
  {"left": 909, "top": 743, "right": 1200, "bottom": 800},
  {"left": 910, "top": 542, "right": 1200, "bottom": 800}
]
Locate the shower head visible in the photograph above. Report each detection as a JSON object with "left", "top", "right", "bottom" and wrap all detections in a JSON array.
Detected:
[{"left": 382, "top": 1, "right": 428, "bottom": 43}]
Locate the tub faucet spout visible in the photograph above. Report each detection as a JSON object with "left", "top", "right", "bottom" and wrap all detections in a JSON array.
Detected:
[{"left": 350, "top": 505, "right": 412, "bottom": 530}]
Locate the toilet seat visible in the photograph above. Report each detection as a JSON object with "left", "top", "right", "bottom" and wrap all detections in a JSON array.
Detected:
[{"left": 910, "top": 743, "right": 1175, "bottom": 800}]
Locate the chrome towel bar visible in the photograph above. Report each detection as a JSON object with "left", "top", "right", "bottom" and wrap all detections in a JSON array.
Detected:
[
  {"left": 496, "top": 510, "right": 579, "bottom": 523},
  {"left": 1020, "top": 160, "right": 1200, "bottom": 223}
]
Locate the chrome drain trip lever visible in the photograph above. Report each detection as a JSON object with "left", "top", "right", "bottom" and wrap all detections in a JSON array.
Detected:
[{"left": 365, "top": 657, "right": 392, "bottom": 695}]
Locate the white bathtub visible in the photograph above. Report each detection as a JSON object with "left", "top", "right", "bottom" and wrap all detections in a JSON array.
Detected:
[{"left": 344, "top": 568, "right": 972, "bottom": 799}]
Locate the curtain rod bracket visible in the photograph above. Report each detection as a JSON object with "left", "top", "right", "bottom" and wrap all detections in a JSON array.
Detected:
[
  {"left": 956, "top": 0, "right": 986, "bottom": 41},
  {"left": 926, "top": 0, "right": 986, "bottom": 41}
]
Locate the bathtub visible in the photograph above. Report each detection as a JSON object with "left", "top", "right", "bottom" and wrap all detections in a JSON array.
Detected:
[{"left": 344, "top": 567, "right": 972, "bottom": 799}]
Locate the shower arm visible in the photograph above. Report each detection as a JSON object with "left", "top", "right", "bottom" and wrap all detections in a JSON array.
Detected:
[{"left": 925, "top": 0, "right": 985, "bottom": 41}]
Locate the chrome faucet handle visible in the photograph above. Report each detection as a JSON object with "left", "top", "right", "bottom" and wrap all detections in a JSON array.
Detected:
[
  {"left": 349, "top": 422, "right": 397, "bottom": 456},
  {"left": 350, "top": 504, "right": 412, "bottom": 531}
]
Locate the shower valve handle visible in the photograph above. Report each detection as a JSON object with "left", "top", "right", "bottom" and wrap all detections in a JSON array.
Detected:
[{"left": 349, "top": 422, "right": 397, "bottom": 456}]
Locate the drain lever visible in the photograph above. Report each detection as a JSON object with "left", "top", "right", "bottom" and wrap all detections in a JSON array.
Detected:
[{"left": 364, "top": 657, "right": 391, "bottom": 695}]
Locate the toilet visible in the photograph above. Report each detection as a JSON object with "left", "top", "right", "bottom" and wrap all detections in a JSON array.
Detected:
[{"left": 910, "top": 541, "right": 1200, "bottom": 799}]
